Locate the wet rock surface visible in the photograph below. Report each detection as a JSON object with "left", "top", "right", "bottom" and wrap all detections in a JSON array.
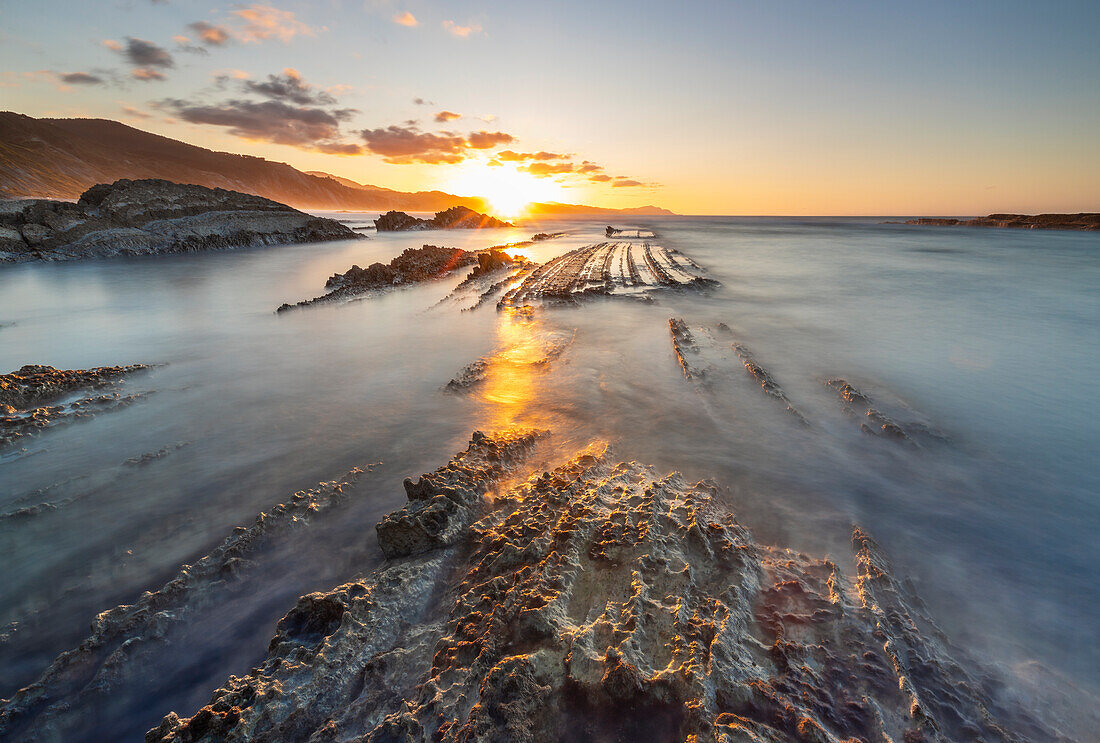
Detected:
[
  {"left": 140, "top": 431, "right": 1066, "bottom": 743},
  {"left": 375, "top": 207, "right": 513, "bottom": 231},
  {"left": 0, "top": 465, "right": 378, "bottom": 743},
  {"left": 826, "top": 378, "right": 945, "bottom": 443},
  {"left": 732, "top": 344, "right": 809, "bottom": 424},
  {"left": 0, "top": 364, "right": 151, "bottom": 449},
  {"left": 0, "top": 179, "right": 358, "bottom": 263},
  {"left": 278, "top": 245, "right": 481, "bottom": 311},
  {"left": 500, "top": 241, "right": 715, "bottom": 307}
]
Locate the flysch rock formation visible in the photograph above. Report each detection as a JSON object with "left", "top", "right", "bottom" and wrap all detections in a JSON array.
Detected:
[
  {"left": 730, "top": 343, "right": 809, "bottom": 425},
  {"left": 444, "top": 329, "right": 575, "bottom": 393},
  {"left": 0, "top": 179, "right": 359, "bottom": 263},
  {"left": 0, "top": 465, "right": 378, "bottom": 743},
  {"left": 374, "top": 207, "right": 514, "bottom": 232},
  {"left": 825, "top": 378, "right": 946, "bottom": 444},
  {"left": 500, "top": 241, "right": 715, "bottom": 308},
  {"left": 1, "top": 363, "right": 151, "bottom": 449},
  {"left": 139, "top": 429, "right": 1070, "bottom": 743},
  {"left": 278, "top": 246, "right": 520, "bottom": 312}
]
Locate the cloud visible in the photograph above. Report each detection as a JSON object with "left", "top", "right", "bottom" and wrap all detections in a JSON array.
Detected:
[
  {"left": 577, "top": 160, "right": 603, "bottom": 174},
  {"left": 161, "top": 97, "right": 357, "bottom": 150},
  {"left": 360, "top": 125, "right": 468, "bottom": 164},
  {"left": 611, "top": 178, "right": 644, "bottom": 188},
  {"left": 120, "top": 105, "right": 151, "bottom": 119},
  {"left": 495, "top": 150, "right": 567, "bottom": 162},
  {"left": 188, "top": 21, "right": 232, "bottom": 46},
  {"left": 102, "top": 39, "right": 122, "bottom": 51},
  {"left": 122, "top": 37, "right": 175, "bottom": 69},
  {"left": 413, "top": 97, "right": 429, "bottom": 105},
  {"left": 466, "top": 130, "right": 514, "bottom": 149},
  {"left": 393, "top": 11, "right": 418, "bottom": 27},
  {"left": 245, "top": 68, "right": 335, "bottom": 105},
  {"left": 59, "top": 72, "right": 104, "bottom": 85},
  {"left": 132, "top": 68, "right": 168, "bottom": 81},
  {"left": 589, "top": 174, "right": 612, "bottom": 182},
  {"left": 359, "top": 125, "right": 516, "bottom": 164},
  {"left": 442, "top": 20, "right": 482, "bottom": 37},
  {"left": 521, "top": 162, "right": 575, "bottom": 176},
  {"left": 434, "top": 110, "right": 461, "bottom": 122},
  {"left": 230, "top": 5, "right": 315, "bottom": 43}
]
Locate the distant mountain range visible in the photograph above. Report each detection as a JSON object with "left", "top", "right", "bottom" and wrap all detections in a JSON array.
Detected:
[{"left": 0, "top": 113, "right": 674, "bottom": 217}]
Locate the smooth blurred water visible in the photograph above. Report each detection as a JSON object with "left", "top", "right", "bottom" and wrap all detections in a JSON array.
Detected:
[{"left": 1, "top": 216, "right": 1097, "bottom": 739}]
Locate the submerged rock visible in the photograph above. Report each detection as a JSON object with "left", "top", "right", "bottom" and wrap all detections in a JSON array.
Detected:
[
  {"left": 0, "top": 179, "right": 359, "bottom": 263},
  {"left": 143, "top": 432, "right": 1063, "bottom": 743},
  {"left": 375, "top": 207, "right": 513, "bottom": 231},
  {"left": 0, "top": 363, "right": 151, "bottom": 448}
]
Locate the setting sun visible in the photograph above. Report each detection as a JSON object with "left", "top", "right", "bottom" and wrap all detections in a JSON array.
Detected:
[{"left": 444, "top": 160, "right": 567, "bottom": 218}]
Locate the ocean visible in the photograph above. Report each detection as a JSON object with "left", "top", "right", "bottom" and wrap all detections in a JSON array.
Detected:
[{"left": 1, "top": 216, "right": 1097, "bottom": 740}]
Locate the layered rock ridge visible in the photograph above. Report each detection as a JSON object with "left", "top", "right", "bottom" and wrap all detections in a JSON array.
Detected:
[{"left": 0, "top": 179, "right": 358, "bottom": 262}]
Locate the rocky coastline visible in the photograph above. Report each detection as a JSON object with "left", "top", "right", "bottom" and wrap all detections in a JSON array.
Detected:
[
  {"left": 896, "top": 213, "right": 1099, "bottom": 231},
  {"left": 0, "top": 179, "right": 358, "bottom": 263},
  {"left": 374, "top": 206, "right": 514, "bottom": 231}
]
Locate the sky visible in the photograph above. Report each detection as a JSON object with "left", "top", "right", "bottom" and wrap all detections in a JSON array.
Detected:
[{"left": 1, "top": 0, "right": 1098, "bottom": 215}]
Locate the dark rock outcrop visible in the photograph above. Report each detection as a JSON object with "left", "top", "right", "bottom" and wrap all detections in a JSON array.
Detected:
[
  {"left": 0, "top": 179, "right": 358, "bottom": 263},
  {"left": 901, "top": 213, "right": 1100, "bottom": 231},
  {"left": 374, "top": 206, "right": 513, "bottom": 231},
  {"left": 278, "top": 245, "right": 481, "bottom": 311},
  {"left": 142, "top": 433, "right": 1067, "bottom": 743}
]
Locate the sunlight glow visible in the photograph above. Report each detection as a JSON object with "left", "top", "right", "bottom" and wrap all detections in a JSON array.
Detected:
[{"left": 444, "top": 160, "right": 567, "bottom": 218}]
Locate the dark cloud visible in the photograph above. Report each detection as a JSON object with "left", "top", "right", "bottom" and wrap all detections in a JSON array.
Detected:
[
  {"left": 59, "top": 72, "right": 104, "bottom": 85},
  {"left": 434, "top": 110, "right": 461, "bottom": 122},
  {"left": 466, "top": 130, "right": 514, "bottom": 149},
  {"left": 160, "top": 98, "right": 357, "bottom": 150},
  {"left": 188, "top": 21, "right": 231, "bottom": 46},
  {"left": 245, "top": 68, "right": 335, "bottom": 105},
  {"left": 412, "top": 97, "right": 431, "bottom": 105},
  {"left": 123, "top": 37, "right": 175, "bottom": 69},
  {"left": 496, "top": 150, "right": 567, "bottom": 162},
  {"left": 360, "top": 125, "right": 468, "bottom": 164}
]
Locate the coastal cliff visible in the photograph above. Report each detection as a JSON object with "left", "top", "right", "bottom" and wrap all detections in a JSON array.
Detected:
[{"left": 0, "top": 179, "right": 358, "bottom": 262}]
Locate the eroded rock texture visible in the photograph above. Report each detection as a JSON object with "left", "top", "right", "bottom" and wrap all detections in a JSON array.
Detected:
[
  {"left": 732, "top": 344, "right": 808, "bottom": 424},
  {"left": 375, "top": 207, "right": 513, "bottom": 231},
  {"left": 825, "top": 378, "right": 945, "bottom": 443},
  {"left": 500, "top": 242, "right": 715, "bottom": 307},
  {"left": 0, "top": 363, "right": 150, "bottom": 448},
  {"left": 0, "top": 179, "right": 358, "bottom": 262},
  {"left": 145, "top": 432, "right": 1061, "bottom": 743},
  {"left": 278, "top": 246, "right": 480, "bottom": 311}
]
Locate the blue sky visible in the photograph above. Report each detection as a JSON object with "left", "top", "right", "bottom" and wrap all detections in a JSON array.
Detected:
[{"left": 1, "top": 0, "right": 1098, "bottom": 213}]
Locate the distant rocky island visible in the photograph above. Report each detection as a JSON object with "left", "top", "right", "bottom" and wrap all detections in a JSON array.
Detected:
[
  {"left": 0, "top": 179, "right": 357, "bottom": 262},
  {"left": 374, "top": 207, "right": 514, "bottom": 231},
  {"left": 898, "top": 213, "right": 1099, "bottom": 231}
]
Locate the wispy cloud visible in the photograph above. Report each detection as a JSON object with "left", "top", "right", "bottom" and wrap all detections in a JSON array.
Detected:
[
  {"left": 230, "top": 5, "right": 315, "bottom": 43},
  {"left": 442, "top": 20, "right": 482, "bottom": 37},
  {"left": 132, "top": 68, "right": 168, "bottom": 81},
  {"left": 244, "top": 68, "right": 335, "bottom": 105},
  {"left": 496, "top": 150, "right": 568, "bottom": 162},
  {"left": 393, "top": 11, "right": 418, "bottom": 27},
  {"left": 188, "top": 21, "right": 232, "bottom": 46}
]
